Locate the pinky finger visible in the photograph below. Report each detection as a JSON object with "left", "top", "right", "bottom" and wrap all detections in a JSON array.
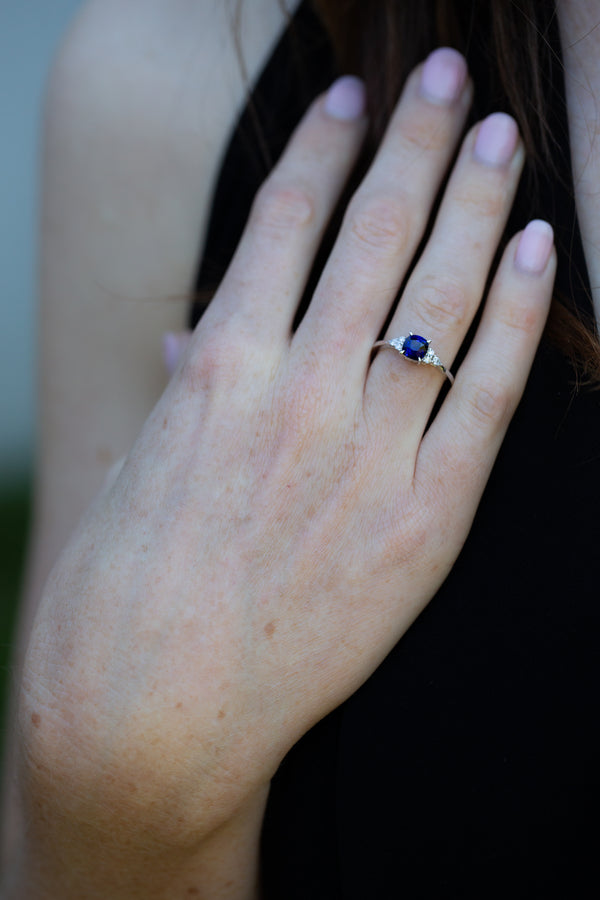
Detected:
[{"left": 416, "top": 220, "right": 556, "bottom": 510}]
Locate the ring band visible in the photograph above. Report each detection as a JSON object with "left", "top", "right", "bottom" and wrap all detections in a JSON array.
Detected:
[{"left": 372, "top": 333, "right": 454, "bottom": 385}]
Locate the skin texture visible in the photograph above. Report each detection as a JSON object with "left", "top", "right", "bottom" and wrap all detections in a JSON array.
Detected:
[
  {"left": 10, "top": 57, "right": 556, "bottom": 898},
  {"left": 3, "top": 16, "right": 559, "bottom": 900},
  {"left": 1, "top": 0, "right": 301, "bottom": 885}
]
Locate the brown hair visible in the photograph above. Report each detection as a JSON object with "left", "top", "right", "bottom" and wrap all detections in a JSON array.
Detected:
[{"left": 311, "top": 0, "right": 600, "bottom": 385}]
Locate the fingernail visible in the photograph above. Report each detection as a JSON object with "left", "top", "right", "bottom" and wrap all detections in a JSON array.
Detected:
[
  {"left": 324, "top": 75, "right": 366, "bottom": 121},
  {"left": 514, "top": 220, "right": 554, "bottom": 274},
  {"left": 419, "top": 47, "right": 467, "bottom": 105},
  {"left": 474, "top": 112, "right": 519, "bottom": 166},
  {"left": 162, "top": 331, "right": 190, "bottom": 376}
]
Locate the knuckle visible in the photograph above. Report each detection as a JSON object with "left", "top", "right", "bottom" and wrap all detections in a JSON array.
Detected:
[
  {"left": 178, "top": 352, "right": 216, "bottom": 397},
  {"left": 250, "top": 179, "right": 315, "bottom": 235},
  {"left": 416, "top": 275, "right": 469, "bottom": 332},
  {"left": 178, "top": 329, "right": 243, "bottom": 395},
  {"left": 345, "top": 193, "right": 410, "bottom": 255},
  {"left": 496, "top": 300, "right": 541, "bottom": 337},
  {"left": 454, "top": 184, "right": 506, "bottom": 220},
  {"left": 462, "top": 376, "right": 512, "bottom": 429},
  {"left": 394, "top": 114, "right": 449, "bottom": 156}
]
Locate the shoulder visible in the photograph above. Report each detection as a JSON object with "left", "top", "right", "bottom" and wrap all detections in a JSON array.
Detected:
[
  {"left": 47, "top": 0, "right": 304, "bottom": 140},
  {"left": 32, "top": 0, "right": 304, "bottom": 568},
  {"left": 44, "top": 0, "right": 305, "bottom": 230}
]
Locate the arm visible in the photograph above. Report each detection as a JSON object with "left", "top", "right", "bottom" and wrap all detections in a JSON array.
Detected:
[
  {"left": 3, "top": 39, "right": 555, "bottom": 900},
  {"left": 1, "top": 0, "right": 299, "bottom": 891},
  {"left": 13, "top": 0, "right": 302, "bottom": 625}
]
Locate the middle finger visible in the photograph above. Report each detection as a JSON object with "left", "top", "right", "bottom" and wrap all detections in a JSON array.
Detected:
[
  {"left": 294, "top": 48, "right": 472, "bottom": 374},
  {"left": 368, "top": 110, "right": 524, "bottom": 438}
]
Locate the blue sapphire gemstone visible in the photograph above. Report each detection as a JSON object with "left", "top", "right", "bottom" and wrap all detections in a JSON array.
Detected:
[{"left": 402, "top": 334, "right": 429, "bottom": 361}]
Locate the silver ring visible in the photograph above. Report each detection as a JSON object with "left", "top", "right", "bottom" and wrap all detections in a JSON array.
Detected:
[{"left": 372, "top": 333, "right": 454, "bottom": 385}]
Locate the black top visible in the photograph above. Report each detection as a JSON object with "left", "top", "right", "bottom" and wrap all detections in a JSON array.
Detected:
[{"left": 193, "top": 5, "right": 600, "bottom": 897}]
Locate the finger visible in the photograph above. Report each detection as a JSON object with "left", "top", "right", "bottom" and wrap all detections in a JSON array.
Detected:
[
  {"left": 369, "top": 112, "right": 525, "bottom": 439},
  {"left": 293, "top": 48, "right": 472, "bottom": 376},
  {"left": 414, "top": 221, "right": 556, "bottom": 533},
  {"left": 162, "top": 331, "right": 192, "bottom": 377},
  {"left": 199, "top": 76, "right": 368, "bottom": 347}
]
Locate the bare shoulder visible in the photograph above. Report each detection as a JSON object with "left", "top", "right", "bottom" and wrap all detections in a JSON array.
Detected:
[
  {"left": 33, "top": 0, "right": 303, "bottom": 588},
  {"left": 50, "top": 0, "right": 303, "bottom": 135},
  {"left": 1, "top": 0, "right": 306, "bottom": 864}
]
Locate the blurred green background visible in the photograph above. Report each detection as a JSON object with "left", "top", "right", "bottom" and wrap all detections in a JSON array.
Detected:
[
  {"left": 0, "top": 476, "right": 32, "bottom": 748},
  {"left": 1, "top": 0, "right": 85, "bottom": 771}
]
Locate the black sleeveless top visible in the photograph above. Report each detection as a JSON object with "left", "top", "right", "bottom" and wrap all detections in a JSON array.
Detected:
[{"left": 193, "top": 5, "right": 600, "bottom": 897}]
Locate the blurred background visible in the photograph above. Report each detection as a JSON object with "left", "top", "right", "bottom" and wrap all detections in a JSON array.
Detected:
[{"left": 0, "top": 0, "right": 84, "bottom": 726}]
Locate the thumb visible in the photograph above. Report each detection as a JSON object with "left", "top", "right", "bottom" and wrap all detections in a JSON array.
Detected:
[{"left": 162, "top": 331, "right": 192, "bottom": 377}]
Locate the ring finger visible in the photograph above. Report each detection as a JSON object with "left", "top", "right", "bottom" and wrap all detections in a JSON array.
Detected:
[
  {"left": 368, "top": 111, "right": 525, "bottom": 437},
  {"left": 293, "top": 48, "right": 472, "bottom": 379}
]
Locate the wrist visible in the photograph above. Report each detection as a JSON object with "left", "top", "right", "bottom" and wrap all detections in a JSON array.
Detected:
[{"left": 4, "top": 781, "right": 269, "bottom": 900}]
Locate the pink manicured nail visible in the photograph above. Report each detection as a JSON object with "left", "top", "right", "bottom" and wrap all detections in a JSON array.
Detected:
[
  {"left": 514, "top": 220, "right": 554, "bottom": 274},
  {"left": 420, "top": 47, "right": 467, "bottom": 105},
  {"left": 162, "top": 331, "right": 190, "bottom": 376},
  {"left": 324, "top": 76, "right": 366, "bottom": 121},
  {"left": 474, "top": 113, "right": 519, "bottom": 166}
]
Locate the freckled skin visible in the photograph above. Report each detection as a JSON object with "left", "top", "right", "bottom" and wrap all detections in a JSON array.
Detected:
[
  {"left": 31, "top": 713, "right": 41, "bottom": 728},
  {"left": 12, "top": 36, "right": 556, "bottom": 899}
]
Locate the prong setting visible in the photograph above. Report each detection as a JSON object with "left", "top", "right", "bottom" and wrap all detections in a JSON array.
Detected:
[{"left": 372, "top": 333, "right": 454, "bottom": 384}]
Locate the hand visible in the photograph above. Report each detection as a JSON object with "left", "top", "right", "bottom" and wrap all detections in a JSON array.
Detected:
[{"left": 19, "top": 49, "right": 554, "bottom": 864}]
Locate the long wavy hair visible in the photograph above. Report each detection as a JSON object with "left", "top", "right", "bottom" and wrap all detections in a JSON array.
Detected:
[{"left": 308, "top": 0, "right": 600, "bottom": 384}]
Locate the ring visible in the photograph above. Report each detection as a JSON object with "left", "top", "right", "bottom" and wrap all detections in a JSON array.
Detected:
[{"left": 372, "top": 333, "right": 454, "bottom": 385}]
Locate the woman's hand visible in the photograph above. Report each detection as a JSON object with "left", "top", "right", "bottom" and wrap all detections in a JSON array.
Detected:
[{"left": 17, "top": 48, "right": 554, "bottom": 892}]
